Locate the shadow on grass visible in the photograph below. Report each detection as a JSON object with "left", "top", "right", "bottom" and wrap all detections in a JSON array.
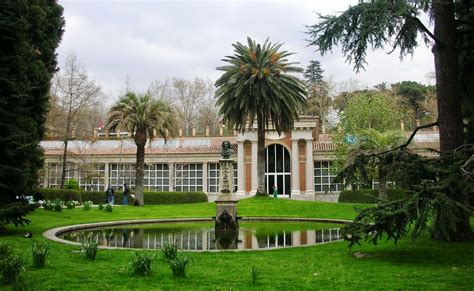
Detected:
[{"left": 348, "top": 239, "right": 474, "bottom": 267}]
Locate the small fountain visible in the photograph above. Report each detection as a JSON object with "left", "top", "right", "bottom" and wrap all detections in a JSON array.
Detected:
[{"left": 214, "top": 140, "right": 240, "bottom": 234}]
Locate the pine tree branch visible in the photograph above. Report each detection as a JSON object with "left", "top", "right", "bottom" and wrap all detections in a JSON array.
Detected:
[
  {"left": 376, "top": 121, "right": 439, "bottom": 156},
  {"left": 453, "top": 143, "right": 474, "bottom": 152},
  {"left": 460, "top": 155, "right": 474, "bottom": 181},
  {"left": 412, "top": 17, "right": 442, "bottom": 46}
]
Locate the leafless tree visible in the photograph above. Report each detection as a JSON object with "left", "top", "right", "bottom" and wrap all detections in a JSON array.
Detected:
[
  {"left": 148, "top": 78, "right": 218, "bottom": 136},
  {"left": 50, "top": 52, "right": 102, "bottom": 188},
  {"left": 172, "top": 78, "right": 209, "bottom": 135},
  {"left": 148, "top": 79, "right": 174, "bottom": 104}
]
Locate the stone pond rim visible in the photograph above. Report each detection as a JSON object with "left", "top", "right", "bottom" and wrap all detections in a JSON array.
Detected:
[{"left": 43, "top": 217, "right": 352, "bottom": 251}]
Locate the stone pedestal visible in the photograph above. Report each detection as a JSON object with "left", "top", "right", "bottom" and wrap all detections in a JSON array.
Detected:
[
  {"left": 214, "top": 152, "right": 239, "bottom": 231},
  {"left": 215, "top": 190, "right": 239, "bottom": 231}
]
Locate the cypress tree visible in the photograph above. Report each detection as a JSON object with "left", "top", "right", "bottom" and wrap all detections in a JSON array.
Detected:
[{"left": 0, "top": 0, "right": 64, "bottom": 230}]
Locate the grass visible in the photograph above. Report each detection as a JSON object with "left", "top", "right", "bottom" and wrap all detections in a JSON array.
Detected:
[{"left": 1, "top": 196, "right": 473, "bottom": 289}]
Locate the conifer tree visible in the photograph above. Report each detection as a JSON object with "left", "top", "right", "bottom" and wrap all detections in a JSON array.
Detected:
[{"left": 0, "top": 1, "right": 64, "bottom": 230}]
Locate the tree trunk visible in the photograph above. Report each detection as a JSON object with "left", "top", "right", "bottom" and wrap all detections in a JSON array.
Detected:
[
  {"left": 257, "top": 114, "right": 266, "bottom": 194},
  {"left": 60, "top": 139, "right": 68, "bottom": 189},
  {"left": 378, "top": 165, "right": 387, "bottom": 201},
  {"left": 134, "top": 130, "right": 146, "bottom": 206},
  {"left": 433, "top": 1, "right": 464, "bottom": 152},
  {"left": 433, "top": 1, "right": 472, "bottom": 240},
  {"left": 60, "top": 117, "right": 72, "bottom": 189}
]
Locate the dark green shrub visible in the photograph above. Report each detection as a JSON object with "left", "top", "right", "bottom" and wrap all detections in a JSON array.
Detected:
[
  {"left": 36, "top": 189, "right": 82, "bottom": 203},
  {"left": 98, "top": 204, "right": 104, "bottom": 211},
  {"left": 65, "top": 200, "right": 77, "bottom": 209},
  {"left": 104, "top": 203, "right": 113, "bottom": 212},
  {"left": 80, "top": 239, "right": 98, "bottom": 261},
  {"left": 169, "top": 255, "right": 190, "bottom": 277},
  {"left": 52, "top": 199, "right": 63, "bottom": 212},
  {"left": 31, "top": 242, "right": 49, "bottom": 268},
  {"left": 35, "top": 189, "right": 207, "bottom": 205},
  {"left": 42, "top": 199, "right": 64, "bottom": 212},
  {"left": 2, "top": 254, "right": 24, "bottom": 284},
  {"left": 162, "top": 242, "right": 178, "bottom": 262},
  {"left": 65, "top": 179, "right": 80, "bottom": 190},
  {"left": 143, "top": 191, "right": 208, "bottom": 205},
  {"left": 130, "top": 252, "right": 155, "bottom": 276},
  {"left": 338, "top": 189, "right": 407, "bottom": 203},
  {"left": 81, "top": 191, "right": 107, "bottom": 205},
  {"left": 83, "top": 201, "right": 93, "bottom": 211}
]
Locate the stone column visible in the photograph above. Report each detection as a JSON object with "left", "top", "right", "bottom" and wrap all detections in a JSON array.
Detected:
[
  {"left": 305, "top": 139, "right": 315, "bottom": 195},
  {"left": 43, "top": 163, "right": 49, "bottom": 188},
  {"left": 250, "top": 140, "right": 258, "bottom": 194},
  {"left": 291, "top": 139, "right": 300, "bottom": 196},
  {"left": 235, "top": 141, "right": 245, "bottom": 195},
  {"left": 104, "top": 162, "right": 109, "bottom": 190},
  {"left": 168, "top": 163, "right": 174, "bottom": 192},
  {"left": 202, "top": 162, "right": 208, "bottom": 193}
]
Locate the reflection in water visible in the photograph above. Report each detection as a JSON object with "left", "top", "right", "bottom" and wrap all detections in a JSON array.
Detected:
[{"left": 60, "top": 223, "right": 342, "bottom": 251}]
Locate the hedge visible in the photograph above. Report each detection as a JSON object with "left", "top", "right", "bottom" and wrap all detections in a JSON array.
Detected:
[
  {"left": 34, "top": 189, "right": 208, "bottom": 205},
  {"left": 338, "top": 189, "right": 407, "bottom": 203},
  {"left": 143, "top": 191, "right": 208, "bottom": 205},
  {"left": 34, "top": 189, "right": 82, "bottom": 203}
]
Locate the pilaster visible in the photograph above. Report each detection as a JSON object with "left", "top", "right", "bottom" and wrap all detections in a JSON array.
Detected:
[
  {"left": 305, "top": 139, "right": 315, "bottom": 195},
  {"left": 291, "top": 139, "right": 300, "bottom": 196}
]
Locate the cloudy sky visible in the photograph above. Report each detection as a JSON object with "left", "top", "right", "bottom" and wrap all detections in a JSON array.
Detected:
[{"left": 56, "top": 0, "right": 435, "bottom": 103}]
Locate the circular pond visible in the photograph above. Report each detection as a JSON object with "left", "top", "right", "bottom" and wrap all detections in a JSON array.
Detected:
[{"left": 45, "top": 218, "right": 349, "bottom": 251}]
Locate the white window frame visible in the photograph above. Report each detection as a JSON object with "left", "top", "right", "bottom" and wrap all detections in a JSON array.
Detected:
[{"left": 314, "top": 161, "right": 343, "bottom": 193}]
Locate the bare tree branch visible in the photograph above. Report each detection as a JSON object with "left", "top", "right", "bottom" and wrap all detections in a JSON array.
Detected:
[{"left": 375, "top": 120, "right": 439, "bottom": 156}]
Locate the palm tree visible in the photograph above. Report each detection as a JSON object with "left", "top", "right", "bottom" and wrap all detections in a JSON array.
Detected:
[
  {"left": 346, "top": 129, "right": 405, "bottom": 200},
  {"left": 215, "top": 37, "right": 307, "bottom": 194},
  {"left": 106, "top": 93, "right": 175, "bottom": 205}
]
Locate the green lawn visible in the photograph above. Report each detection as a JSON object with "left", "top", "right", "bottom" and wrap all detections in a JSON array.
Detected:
[{"left": 1, "top": 196, "right": 473, "bottom": 290}]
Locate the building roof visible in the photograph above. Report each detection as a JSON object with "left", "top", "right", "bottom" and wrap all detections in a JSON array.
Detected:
[
  {"left": 41, "top": 137, "right": 238, "bottom": 156},
  {"left": 41, "top": 130, "right": 440, "bottom": 156},
  {"left": 313, "top": 131, "right": 440, "bottom": 152}
]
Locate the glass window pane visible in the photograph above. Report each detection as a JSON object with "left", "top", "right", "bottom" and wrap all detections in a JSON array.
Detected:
[
  {"left": 268, "top": 145, "right": 275, "bottom": 172},
  {"left": 284, "top": 149, "right": 290, "bottom": 172}
]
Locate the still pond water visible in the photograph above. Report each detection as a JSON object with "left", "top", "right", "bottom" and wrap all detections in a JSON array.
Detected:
[{"left": 59, "top": 221, "right": 343, "bottom": 251}]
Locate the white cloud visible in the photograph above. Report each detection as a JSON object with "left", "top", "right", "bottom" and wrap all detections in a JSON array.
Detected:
[{"left": 57, "top": 0, "right": 435, "bottom": 104}]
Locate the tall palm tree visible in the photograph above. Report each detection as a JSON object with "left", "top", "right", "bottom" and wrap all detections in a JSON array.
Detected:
[
  {"left": 346, "top": 129, "right": 405, "bottom": 200},
  {"left": 215, "top": 37, "right": 307, "bottom": 194},
  {"left": 106, "top": 93, "right": 175, "bottom": 205}
]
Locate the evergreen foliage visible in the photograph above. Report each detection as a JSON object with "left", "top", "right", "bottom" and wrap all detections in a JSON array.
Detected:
[
  {"left": 307, "top": 0, "right": 474, "bottom": 241},
  {"left": 392, "top": 81, "right": 429, "bottom": 126},
  {"left": 0, "top": 1, "right": 64, "bottom": 231},
  {"left": 341, "top": 146, "right": 473, "bottom": 245},
  {"left": 303, "top": 60, "right": 331, "bottom": 124},
  {"left": 303, "top": 60, "right": 324, "bottom": 84}
]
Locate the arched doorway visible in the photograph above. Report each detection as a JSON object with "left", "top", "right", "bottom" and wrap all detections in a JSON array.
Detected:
[{"left": 265, "top": 144, "right": 291, "bottom": 196}]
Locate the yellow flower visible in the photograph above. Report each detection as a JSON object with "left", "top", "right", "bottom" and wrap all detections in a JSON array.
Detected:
[{"left": 263, "top": 68, "right": 270, "bottom": 77}]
